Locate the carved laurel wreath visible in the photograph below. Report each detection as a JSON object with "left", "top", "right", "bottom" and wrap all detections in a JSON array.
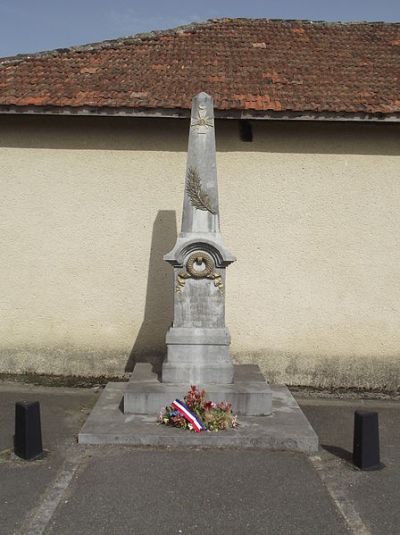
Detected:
[
  {"left": 176, "top": 251, "right": 224, "bottom": 294},
  {"left": 186, "top": 167, "right": 216, "bottom": 214},
  {"left": 186, "top": 252, "right": 214, "bottom": 278}
]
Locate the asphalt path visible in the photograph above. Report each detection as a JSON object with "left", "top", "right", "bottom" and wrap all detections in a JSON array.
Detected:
[{"left": 45, "top": 448, "right": 350, "bottom": 535}]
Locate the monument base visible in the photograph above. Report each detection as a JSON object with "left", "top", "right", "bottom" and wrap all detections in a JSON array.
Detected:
[
  {"left": 78, "top": 381, "right": 318, "bottom": 453},
  {"left": 162, "top": 361, "right": 235, "bottom": 384},
  {"left": 124, "top": 363, "right": 272, "bottom": 416},
  {"left": 162, "top": 327, "right": 235, "bottom": 384}
]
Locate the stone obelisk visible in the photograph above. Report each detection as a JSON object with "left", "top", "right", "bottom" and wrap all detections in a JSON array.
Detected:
[
  {"left": 162, "top": 92, "right": 235, "bottom": 384},
  {"left": 123, "top": 92, "right": 272, "bottom": 416}
]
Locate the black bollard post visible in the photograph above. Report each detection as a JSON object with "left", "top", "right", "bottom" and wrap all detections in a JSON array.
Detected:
[
  {"left": 14, "top": 401, "right": 43, "bottom": 460},
  {"left": 353, "top": 410, "right": 383, "bottom": 470}
]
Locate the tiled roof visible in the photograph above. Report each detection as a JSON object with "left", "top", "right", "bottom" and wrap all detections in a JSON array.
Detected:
[{"left": 1, "top": 18, "right": 399, "bottom": 116}]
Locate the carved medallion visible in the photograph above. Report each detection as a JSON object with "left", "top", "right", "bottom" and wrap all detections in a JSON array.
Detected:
[{"left": 176, "top": 251, "right": 224, "bottom": 294}]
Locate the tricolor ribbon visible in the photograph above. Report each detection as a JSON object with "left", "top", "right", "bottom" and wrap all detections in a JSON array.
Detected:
[{"left": 171, "top": 399, "right": 205, "bottom": 433}]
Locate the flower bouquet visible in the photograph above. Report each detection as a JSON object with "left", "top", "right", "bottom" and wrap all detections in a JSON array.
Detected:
[{"left": 159, "top": 385, "right": 239, "bottom": 432}]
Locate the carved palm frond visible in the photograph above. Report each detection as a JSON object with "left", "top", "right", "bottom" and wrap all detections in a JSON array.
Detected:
[{"left": 186, "top": 167, "right": 216, "bottom": 214}]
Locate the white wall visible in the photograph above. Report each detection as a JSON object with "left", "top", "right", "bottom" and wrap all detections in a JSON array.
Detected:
[{"left": 0, "top": 114, "right": 399, "bottom": 389}]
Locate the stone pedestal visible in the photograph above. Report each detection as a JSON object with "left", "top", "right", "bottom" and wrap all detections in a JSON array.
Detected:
[
  {"left": 124, "top": 363, "right": 272, "bottom": 416},
  {"left": 162, "top": 327, "right": 233, "bottom": 384}
]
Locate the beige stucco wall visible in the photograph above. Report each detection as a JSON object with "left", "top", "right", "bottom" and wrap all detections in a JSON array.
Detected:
[{"left": 1, "top": 114, "right": 399, "bottom": 389}]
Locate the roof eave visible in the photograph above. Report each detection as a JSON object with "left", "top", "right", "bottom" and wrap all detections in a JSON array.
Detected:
[{"left": 0, "top": 104, "right": 399, "bottom": 122}]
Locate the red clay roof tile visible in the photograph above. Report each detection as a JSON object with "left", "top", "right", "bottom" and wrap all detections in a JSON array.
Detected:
[{"left": 0, "top": 18, "right": 399, "bottom": 116}]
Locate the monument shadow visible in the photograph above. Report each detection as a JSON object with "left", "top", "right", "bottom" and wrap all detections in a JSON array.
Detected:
[{"left": 126, "top": 210, "right": 177, "bottom": 376}]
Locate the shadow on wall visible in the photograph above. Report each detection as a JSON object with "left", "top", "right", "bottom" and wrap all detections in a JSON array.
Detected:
[{"left": 125, "top": 210, "right": 177, "bottom": 376}]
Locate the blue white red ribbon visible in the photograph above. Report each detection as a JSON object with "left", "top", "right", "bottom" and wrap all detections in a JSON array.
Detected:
[{"left": 171, "top": 399, "right": 205, "bottom": 433}]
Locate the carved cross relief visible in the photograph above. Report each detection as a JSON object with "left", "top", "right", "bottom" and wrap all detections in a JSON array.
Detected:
[{"left": 190, "top": 104, "right": 214, "bottom": 134}]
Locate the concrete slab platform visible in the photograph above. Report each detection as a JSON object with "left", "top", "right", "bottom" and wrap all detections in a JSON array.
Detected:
[{"left": 78, "top": 382, "right": 319, "bottom": 453}]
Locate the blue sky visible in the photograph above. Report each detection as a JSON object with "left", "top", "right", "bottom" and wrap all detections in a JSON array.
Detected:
[{"left": 0, "top": 0, "right": 399, "bottom": 57}]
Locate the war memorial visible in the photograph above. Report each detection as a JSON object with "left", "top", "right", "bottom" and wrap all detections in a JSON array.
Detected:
[{"left": 79, "top": 93, "right": 318, "bottom": 452}]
